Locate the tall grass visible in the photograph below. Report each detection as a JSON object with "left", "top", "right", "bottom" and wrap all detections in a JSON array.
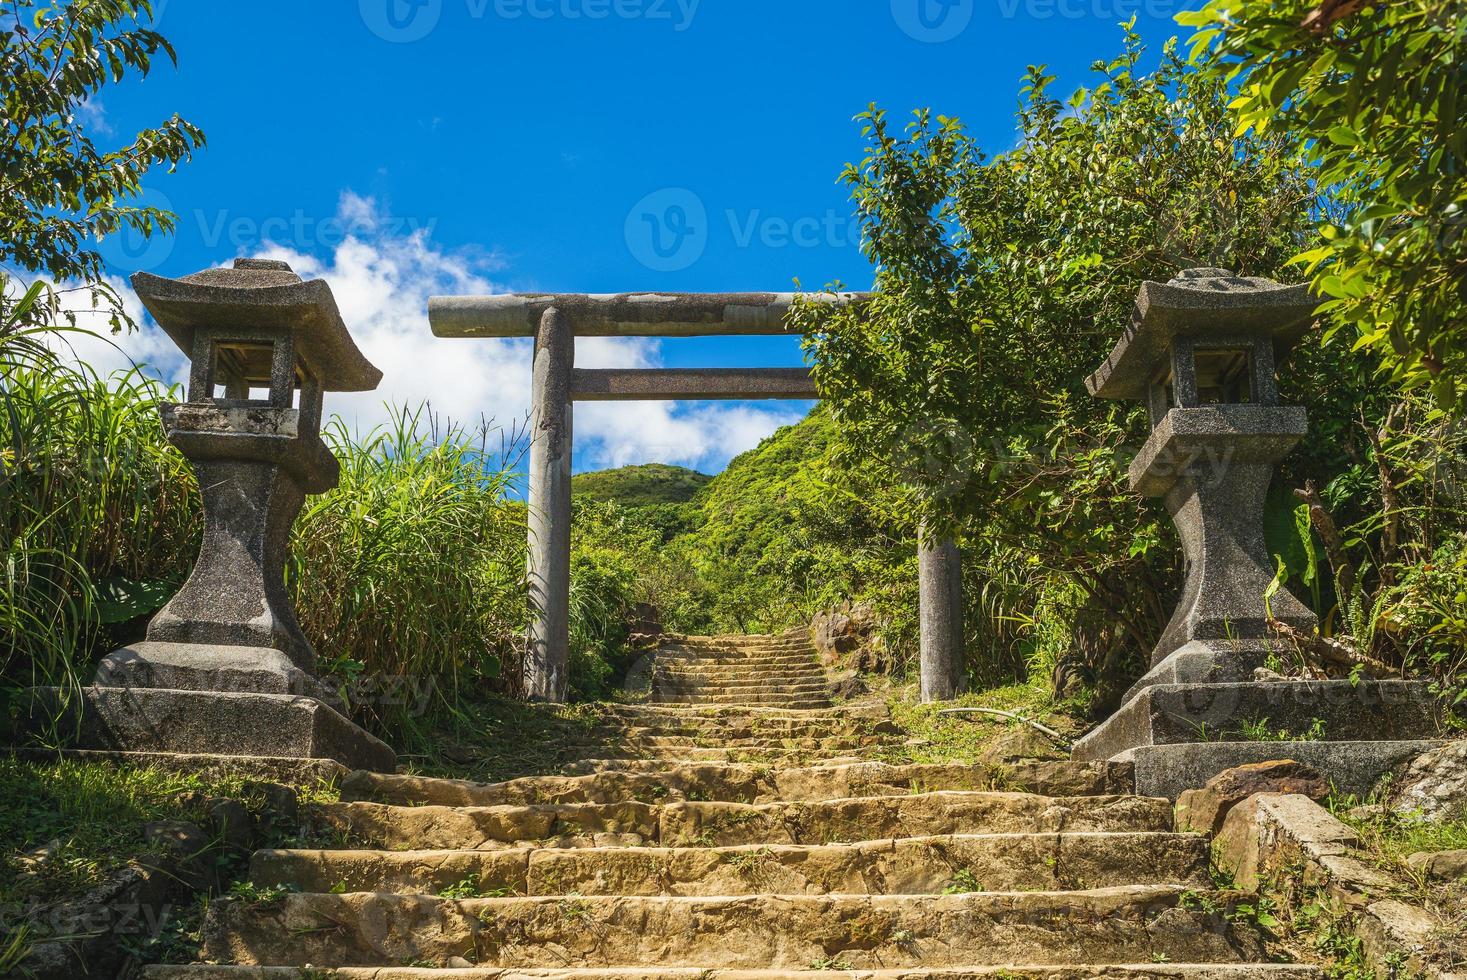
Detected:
[
  {"left": 289, "top": 409, "right": 528, "bottom": 736},
  {"left": 1, "top": 343, "right": 198, "bottom": 696}
]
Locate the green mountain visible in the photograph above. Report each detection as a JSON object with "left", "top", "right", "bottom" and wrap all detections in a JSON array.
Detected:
[{"left": 573, "top": 463, "right": 712, "bottom": 508}]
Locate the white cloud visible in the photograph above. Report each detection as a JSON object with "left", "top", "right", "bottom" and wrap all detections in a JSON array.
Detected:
[
  {"left": 52, "top": 191, "right": 804, "bottom": 474},
  {"left": 576, "top": 401, "right": 807, "bottom": 471}
]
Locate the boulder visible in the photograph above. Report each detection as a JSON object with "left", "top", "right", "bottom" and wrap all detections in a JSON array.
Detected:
[
  {"left": 977, "top": 726, "right": 1069, "bottom": 764},
  {"left": 142, "top": 820, "right": 210, "bottom": 860},
  {"left": 828, "top": 672, "right": 868, "bottom": 702},
  {"left": 1213, "top": 792, "right": 1387, "bottom": 893},
  {"left": 1392, "top": 741, "right": 1467, "bottom": 823},
  {"left": 811, "top": 602, "right": 876, "bottom": 669},
  {"left": 1176, "top": 759, "right": 1328, "bottom": 836},
  {"left": 1406, "top": 849, "right": 1467, "bottom": 882}
]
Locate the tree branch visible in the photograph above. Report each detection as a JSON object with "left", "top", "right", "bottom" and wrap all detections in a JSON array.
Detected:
[
  {"left": 1267, "top": 617, "right": 1391, "bottom": 678},
  {"left": 1294, "top": 480, "right": 1357, "bottom": 599},
  {"left": 1301, "top": 0, "right": 1369, "bottom": 34}
]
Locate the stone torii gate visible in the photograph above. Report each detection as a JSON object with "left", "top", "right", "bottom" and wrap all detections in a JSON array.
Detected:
[{"left": 429, "top": 292, "right": 965, "bottom": 704}]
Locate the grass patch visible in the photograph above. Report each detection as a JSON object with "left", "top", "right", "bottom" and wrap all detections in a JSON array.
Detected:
[
  {"left": 881, "top": 683, "right": 1080, "bottom": 766},
  {"left": 394, "top": 694, "right": 632, "bottom": 783},
  {"left": 1334, "top": 804, "right": 1467, "bottom": 866},
  {"left": 0, "top": 756, "right": 337, "bottom": 908}
]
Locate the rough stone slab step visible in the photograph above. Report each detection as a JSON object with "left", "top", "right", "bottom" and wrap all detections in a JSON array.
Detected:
[
  {"left": 343, "top": 761, "right": 1136, "bottom": 808},
  {"left": 251, "top": 832, "right": 1211, "bottom": 896},
  {"left": 657, "top": 653, "right": 823, "bottom": 667},
  {"left": 651, "top": 673, "right": 830, "bottom": 688},
  {"left": 654, "top": 657, "right": 827, "bottom": 674},
  {"left": 651, "top": 678, "right": 831, "bottom": 692},
  {"left": 660, "top": 641, "right": 815, "bottom": 652},
  {"left": 558, "top": 757, "right": 875, "bottom": 775},
  {"left": 649, "top": 694, "right": 833, "bottom": 708},
  {"left": 590, "top": 703, "right": 888, "bottom": 720},
  {"left": 147, "top": 967, "right": 1327, "bottom": 980},
  {"left": 652, "top": 673, "right": 829, "bottom": 688},
  {"left": 312, "top": 792, "right": 1173, "bottom": 851},
  {"left": 586, "top": 716, "right": 901, "bottom": 738},
  {"left": 649, "top": 690, "right": 835, "bottom": 704},
  {"left": 553, "top": 734, "right": 901, "bottom": 752},
  {"left": 668, "top": 632, "right": 811, "bottom": 645},
  {"left": 659, "top": 647, "right": 818, "bottom": 657},
  {"left": 202, "top": 886, "right": 1257, "bottom": 968},
  {"left": 557, "top": 746, "right": 891, "bottom": 765},
  {"left": 649, "top": 688, "right": 834, "bottom": 702}
]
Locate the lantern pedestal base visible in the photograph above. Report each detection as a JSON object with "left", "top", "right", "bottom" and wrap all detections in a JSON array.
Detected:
[
  {"left": 1121, "top": 639, "right": 1273, "bottom": 704},
  {"left": 95, "top": 642, "right": 342, "bottom": 706},
  {"left": 1072, "top": 649, "right": 1446, "bottom": 797},
  {"left": 1113, "top": 740, "right": 1442, "bottom": 801},
  {"left": 9, "top": 686, "right": 395, "bottom": 772}
]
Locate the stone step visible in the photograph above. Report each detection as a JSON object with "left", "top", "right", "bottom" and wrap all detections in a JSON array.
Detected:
[
  {"left": 251, "top": 831, "right": 1211, "bottom": 896},
  {"left": 557, "top": 745, "right": 891, "bottom": 765},
  {"left": 670, "top": 631, "right": 811, "bottom": 646},
  {"left": 589, "top": 703, "right": 887, "bottom": 721},
  {"left": 341, "top": 761, "right": 1136, "bottom": 808},
  {"left": 579, "top": 728, "right": 895, "bottom": 746},
  {"left": 650, "top": 683, "right": 833, "bottom": 699},
  {"left": 201, "top": 886, "right": 1256, "bottom": 968},
  {"left": 558, "top": 756, "right": 876, "bottom": 775},
  {"left": 148, "top": 966, "right": 1327, "bottom": 980},
  {"left": 587, "top": 715, "right": 901, "bottom": 738},
  {"left": 657, "top": 647, "right": 822, "bottom": 660},
  {"left": 311, "top": 792, "right": 1172, "bottom": 851},
  {"left": 652, "top": 667, "right": 828, "bottom": 683},
  {"left": 649, "top": 693, "right": 833, "bottom": 707},
  {"left": 559, "top": 733, "right": 901, "bottom": 752},
  {"left": 657, "top": 650, "right": 821, "bottom": 665},
  {"left": 652, "top": 672, "right": 828, "bottom": 686}
]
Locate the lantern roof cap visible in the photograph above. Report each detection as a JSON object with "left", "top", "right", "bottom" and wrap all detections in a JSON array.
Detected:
[
  {"left": 131, "top": 259, "right": 382, "bottom": 392},
  {"left": 1087, "top": 268, "right": 1316, "bottom": 402}
]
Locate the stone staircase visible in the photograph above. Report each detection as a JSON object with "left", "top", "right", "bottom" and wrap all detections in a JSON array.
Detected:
[
  {"left": 147, "top": 632, "right": 1322, "bottom": 978},
  {"left": 650, "top": 630, "right": 834, "bottom": 708}
]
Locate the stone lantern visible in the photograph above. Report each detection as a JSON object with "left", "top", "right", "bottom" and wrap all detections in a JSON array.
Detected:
[
  {"left": 1088, "top": 267, "right": 1318, "bottom": 675},
  {"left": 1071, "top": 270, "right": 1444, "bottom": 798},
  {"left": 80, "top": 259, "right": 395, "bottom": 770}
]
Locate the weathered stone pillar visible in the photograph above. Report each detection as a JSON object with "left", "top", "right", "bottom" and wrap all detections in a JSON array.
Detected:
[
  {"left": 526, "top": 307, "right": 574, "bottom": 702},
  {"left": 919, "top": 528, "right": 965, "bottom": 702}
]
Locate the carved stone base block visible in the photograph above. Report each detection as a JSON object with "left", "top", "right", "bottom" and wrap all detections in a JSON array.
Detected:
[{"left": 11, "top": 687, "right": 395, "bottom": 772}]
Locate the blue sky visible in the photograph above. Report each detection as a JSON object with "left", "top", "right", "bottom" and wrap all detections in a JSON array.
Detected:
[{"left": 87, "top": 0, "right": 1193, "bottom": 474}]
